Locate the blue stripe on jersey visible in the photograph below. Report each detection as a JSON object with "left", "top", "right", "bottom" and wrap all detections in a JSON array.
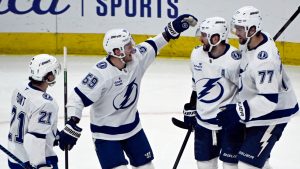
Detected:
[
  {"left": 90, "top": 112, "right": 140, "bottom": 135},
  {"left": 258, "top": 93, "right": 278, "bottom": 104},
  {"left": 145, "top": 40, "right": 158, "bottom": 55},
  {"left": 195, "top": 113, "right": 218, "bottom": 125},
  {"left": 74, "top": 87, "right": 94, "bottom": 107},
  {"left": 243, "top": 101, "right": 251, "bottom": 122},
  {"left": 251, "top": 103, "right": 299, "bottom": 121},
  {"left": 28, "top": 132, "right": 46, "bottom": 139}
]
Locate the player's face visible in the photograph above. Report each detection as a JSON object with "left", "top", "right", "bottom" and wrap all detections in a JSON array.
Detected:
[
  {"left": 234, "top": 25, "right": 248, "bottom": 45},
  {"left": 199, "top": 32, "right": 210, "bottom": 52},
  {"left": 123, "top": 42, "right": 135, "bottom": 63}
]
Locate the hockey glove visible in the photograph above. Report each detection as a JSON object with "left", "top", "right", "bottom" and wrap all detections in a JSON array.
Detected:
[
  {"left": 165, "top": 14, "right": 198, "bottom": 39},
  {"left": 183, "top": 103, "right": 197, "bottom": 129},
  {"left": 59, "top": 118, "right": 82, "bottom": 151},
  {"left": 217, "top": 102, "right": 250, "bottom": 129}
]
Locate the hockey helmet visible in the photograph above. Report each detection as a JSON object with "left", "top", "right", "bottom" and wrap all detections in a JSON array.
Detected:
[
  {"left": 196, "top": 17, "right": 228, "bottom": 50},
  {"left": 29, "top": 54, "right": 61, "bottom": 85},
  {"left": 231, "top": 6, "right": 262, "bottom": 38},
  {"left": 103, "top": 28, "right": 135, "bottom": 59}
]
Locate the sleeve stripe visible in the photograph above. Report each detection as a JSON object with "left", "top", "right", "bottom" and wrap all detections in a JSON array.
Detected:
[
  {"left": 74, "top": 87, "right": 94, "bottom": 107},
  {"left": 145, "top": 40, "right": 158, "bottom": 56},
  {"left": 258, "top": 93, "right": 279, "bottom": 104},
  {"left": 28, "top": 132, "right": 46, "bottom": 139}
]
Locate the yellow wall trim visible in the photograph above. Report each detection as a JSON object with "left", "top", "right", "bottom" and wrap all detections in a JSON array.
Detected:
[{"left": 0, "top": 33, "right": 299, "bottom": 65}]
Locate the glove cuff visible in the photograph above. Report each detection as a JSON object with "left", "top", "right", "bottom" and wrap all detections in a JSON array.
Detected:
[
  {"left": 236, "top": 101, "right": 250, "bottom": 121},
  {"left": 64, "top": 124, "right": 82, "bottom": 139},
  {"left": 165, "top": 22, "right": 180, "bottom": 39},
  {"left": 183, "top": 109, "right": 196, "bottom": 117}
]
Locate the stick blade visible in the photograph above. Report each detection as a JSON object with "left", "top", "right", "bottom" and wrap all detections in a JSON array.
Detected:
[{"left": 172, "top": 117, "right": 191, "bottom": 130}]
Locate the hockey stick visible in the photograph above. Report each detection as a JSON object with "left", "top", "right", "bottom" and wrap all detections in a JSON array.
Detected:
[
  {"left": 0, "top": 144, "right": 28, "bottom": 169},
  {"left": 172, "top": 117, "right": 190, "bottom": 130},
  {"left": 171, "top": 118, "right": 193, "bottom": 169},
  {"left": 273, "top": 5, "right": 300, "bottom": 41},
  {"left": 63, "top": 46, "right": 69, "bottom": 169}
]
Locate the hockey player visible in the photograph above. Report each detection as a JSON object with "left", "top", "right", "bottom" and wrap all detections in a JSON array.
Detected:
[
  {"left": 217, "top": 6, "right": 299, "bottom": 169},
  {"left": 58, "top": 14, "right": 198, "bottom": 169},
  {"left": 8, "top": 54, "right": 61, "bottom": 169},
  {"left": 183, "top": 17, "right": 244, "bottom": 169}
]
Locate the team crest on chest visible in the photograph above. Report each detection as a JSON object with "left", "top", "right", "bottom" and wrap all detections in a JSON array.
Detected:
[
  {"left": 197, "top": 77, "right": 224, "bottom": 103},
  {"left": 113, "top": 79, "right": 138, "bottom": 110}
]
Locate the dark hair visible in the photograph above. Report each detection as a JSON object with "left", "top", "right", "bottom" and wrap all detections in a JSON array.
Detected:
[{"left": 29, "top": 72, "right": 53, "bottom": 85}]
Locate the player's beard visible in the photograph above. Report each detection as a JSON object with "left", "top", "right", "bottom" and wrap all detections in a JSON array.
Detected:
[
  {"left": 123, "top": 54, "right": 133, "bottom": 63},
  {"left": 203, "top": 43, "right": 210, "bottom": 52},
  {"left": 238, "top": 37, "right": 247, "bottom": 45}
]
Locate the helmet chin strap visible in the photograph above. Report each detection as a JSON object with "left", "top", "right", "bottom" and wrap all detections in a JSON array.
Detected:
[
  {"left": 46, "top": 78, "right": 56, "bottom": 87},
  {"left": 208, "top": 38, "right": 221, "bottom": 52}
]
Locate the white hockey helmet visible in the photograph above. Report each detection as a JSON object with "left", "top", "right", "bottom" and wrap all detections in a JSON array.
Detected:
[
  {"left": 196, "top": 17, "right": 228, "bottom": 50},
  {"left": 231, "top": 6, "right": 262, "bottom": 38},
  {"left": 103, "top": 28, "right": 135, "bottom": 59},
  {"left": 29, "top": 54, "right": 61, "bottom": 85}
]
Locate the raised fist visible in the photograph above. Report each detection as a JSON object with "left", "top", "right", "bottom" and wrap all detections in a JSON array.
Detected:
[{"left": 165, "top": 14, "right": 198, "bottom": 39}]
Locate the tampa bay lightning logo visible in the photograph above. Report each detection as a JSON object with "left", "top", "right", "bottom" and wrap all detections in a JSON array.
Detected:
[
  {"left": 182, "top": 22, "right": 189, "bottom": 29},
  {"left": 136, "top": 45, "right": 147, "bottom": 54},
  {"left": 257, "top": 51, "right": 268, "bottom": 60},
  {"left": 113, "top": 79, "right": 138, "bottom": 110},
  {"left": 231, "top": 51, "right": 242, "bottom": 60},
  {"left": 42, "top": 93, "right": 53, "bottom": 101},
  {"left": 96, "top": 62, "right": 107, "bottom": 69},
  {"left": 197, "top": 77, "right": 224, "bottom": 103}
]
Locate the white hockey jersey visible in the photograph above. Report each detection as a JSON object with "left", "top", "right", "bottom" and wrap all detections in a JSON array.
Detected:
[
  {"left": 191, "top": 44, "right": 241, "bottom": 130},
  {"left": 8, "top": 82, "right": 59, "bottom": 166},
  {"left": 237, "top": 32, "right": 299, "bottom": 127},
  {"left": 66, "top": 34, "right": 168, "bottom": 140}
]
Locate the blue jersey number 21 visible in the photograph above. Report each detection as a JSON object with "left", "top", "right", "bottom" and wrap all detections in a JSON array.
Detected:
[{"left": 9, "top": 106, "right": 25, "bottom": 143}]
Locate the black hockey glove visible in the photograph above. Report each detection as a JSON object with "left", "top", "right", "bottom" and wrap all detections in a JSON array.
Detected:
[
  {"left": 165, "top": 14, "right": 198, "bottom": 39},
  {"left": 59, "top": 118, "right": 82, "bottom": 151},
  {"left": 183, "top": 103, "right": 197, "bottom": 129}
]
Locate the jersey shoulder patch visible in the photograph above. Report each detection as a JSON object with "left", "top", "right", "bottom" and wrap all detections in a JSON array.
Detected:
[
  {"left": 231, "top": 50, "right": 242, "bottom": 60},
  {"left": 42, "top": 93, "right": 53, "bottom": 101},
  {"left": 136, "top": 45, "right": 147, "bottom": 54},
  {"left": 257, "top": 51, "right": 268, "bottom": 60},
  {"left": 96, "top": 61, "right": 108, "bottom": 69}
]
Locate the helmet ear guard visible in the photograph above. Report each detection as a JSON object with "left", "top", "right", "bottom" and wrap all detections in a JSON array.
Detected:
[{"left": 103, "top": 28, "right": 135, "bottom": 59}]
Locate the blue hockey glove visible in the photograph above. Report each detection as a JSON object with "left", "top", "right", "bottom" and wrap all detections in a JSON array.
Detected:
[
  {"left": 183, "top": 103, "right": 197, "bottom": 129},
  {"left": 59, "top": 118, "right": 82, "bottom": 151},
  {"left": 217, "top": 102, "right": 250, "bottom": 129},
  {"left": 165, "top": 14, "right": 198, "bottom": 39}
]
